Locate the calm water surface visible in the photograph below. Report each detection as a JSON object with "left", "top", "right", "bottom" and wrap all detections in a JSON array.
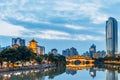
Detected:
[{"left": 0, "top": 65, "right": 120, "bottom": 80}]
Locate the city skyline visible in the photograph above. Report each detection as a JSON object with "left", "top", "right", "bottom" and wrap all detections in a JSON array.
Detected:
[{"left": 0, "top": 0, "right": 120, "bottom": 54}]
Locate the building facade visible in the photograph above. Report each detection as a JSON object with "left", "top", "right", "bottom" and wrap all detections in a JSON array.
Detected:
[
  {"left": 29, "top": 39, "right": 38, "bottom": 53},
  {"left": 12, "top": 37, "right": 25, "bottom": 47},
  {"left": 37, "top": 46, "right": 45, "bottom": 55},
  {"left": 62, "top": 47, "right": 78, "bottom": 57},
  {"left": 106, "top": 17, "right": 118, "bottom": 56},
  {"left": 29, "top": 39, "right": 45, "bottom": 55},
  {"left": 51, "top": 48, "right": 58, "bottom": 54},
  {"left": 62, "top": 49, "right": 70, "bottom": 56},
  {"left": 89, "top": 44, "right": 96, "bottom": 57}
]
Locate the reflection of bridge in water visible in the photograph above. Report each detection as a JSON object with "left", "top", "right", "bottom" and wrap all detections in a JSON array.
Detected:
[
  {"left": 66, "top": 64, "right": 94, "bottom": 70},
  {"left": 66, "top": 56, "right": 95, "bottom": 70}
]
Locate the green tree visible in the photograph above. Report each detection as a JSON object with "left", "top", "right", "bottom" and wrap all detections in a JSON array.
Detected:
[
  {"left": 0, "top": 48, "right": 18, "bottom": 67},
  {"left": 35, "top": 56, "right": 42, "bottom": 64},
  {"left": 0, "top": 52, "right": 3, "bottom": 68},
  {"left": 17, "top": 46, "right": 36, "bottom": 66}
]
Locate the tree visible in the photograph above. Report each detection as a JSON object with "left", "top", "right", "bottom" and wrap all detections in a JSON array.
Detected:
[
  {"left": 47, "top": 53, "right": 66, "bottom": 66},
  {"left": 0, "top": 52, "right": 3, "bottom": 68},
  {"left": 0, "top": 48, "right": 18, "bottom": 67},
  {"left": 17, "top": 46, "right": 36, "bottom": 66},
  {"left": 35, "top": 56, "right": 42, "bottom": 64},
  {"left": 0, "top": 46, "right": 36, "bottom": 67}
]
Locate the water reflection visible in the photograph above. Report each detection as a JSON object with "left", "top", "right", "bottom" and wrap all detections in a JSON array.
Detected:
[
  {"left": 89, "top": 68, "right": 96, "bottom": 78},
  {"left": 0, "top": 67, "right": 66, "bottom": 80},
  {"left": 66, "top": 69, "right": 77, "bottom": 75},
  {"left": 66, "top": 63, "right": 120, "bottom": 80},
  {"left": 0, "top": 64, "right": 120, "bottom": 80},
  {"left": 106, "top": 70, "right": 118, "bottom": 80}
]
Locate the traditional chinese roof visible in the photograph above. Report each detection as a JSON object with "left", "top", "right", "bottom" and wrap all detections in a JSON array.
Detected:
[{"left": 30, "top": 39, "right": 37, "bottom": 43}]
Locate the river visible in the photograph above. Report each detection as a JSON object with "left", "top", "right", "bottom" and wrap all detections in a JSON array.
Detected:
[{"left": 0, "top": 64, "right": 120, "bottom": 80}]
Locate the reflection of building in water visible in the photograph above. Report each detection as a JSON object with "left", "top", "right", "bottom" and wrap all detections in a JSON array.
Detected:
[
  {"left": 106, "top": 70, "right": 118, "bottom": 80},
  {"left": 66, "top": 69, "right": 77, "bottom": 75},
  {"left": 89, "top": 68, "right": 96, "bottom": 78}
]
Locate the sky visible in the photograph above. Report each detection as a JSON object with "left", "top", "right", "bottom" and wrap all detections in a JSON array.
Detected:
[{"left": 0, "top": 0, "right": 120, "bottom": 54}]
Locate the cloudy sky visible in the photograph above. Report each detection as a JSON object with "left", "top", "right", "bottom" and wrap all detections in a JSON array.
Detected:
[{"left": 0, "top": 0, "right": 120, "bottom": 54}]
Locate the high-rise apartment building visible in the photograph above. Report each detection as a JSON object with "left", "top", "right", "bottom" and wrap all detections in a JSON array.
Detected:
[
  {"left": 89, "top": 44, "right": 96, "bottom": 57},
  {"left": 106, "top": 17, "right": 118, "bottom": 56},
  {"left": 62, "top": 47, "right": 78, "bottom": 57},
  {"left": 12, "top": 37, "right": 25, "bottom": 48}
]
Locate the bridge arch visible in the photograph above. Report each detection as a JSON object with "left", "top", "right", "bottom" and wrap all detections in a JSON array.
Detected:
[{"left": 66, "top": 55, "right": 95, "bottom": 64}]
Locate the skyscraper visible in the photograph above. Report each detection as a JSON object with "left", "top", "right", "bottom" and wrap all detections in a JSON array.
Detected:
[{"left": 106, "top": 17, "right": 118, "bottom": 56}]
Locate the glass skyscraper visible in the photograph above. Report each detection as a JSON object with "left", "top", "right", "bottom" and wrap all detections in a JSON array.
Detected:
[{"left": 106, "top": 17, "right": 118, "bottom": 56}]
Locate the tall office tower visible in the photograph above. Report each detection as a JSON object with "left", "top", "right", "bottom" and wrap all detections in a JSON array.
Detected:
[
  {"left": 89, "top": 44, "right": 96, "bottom": 58},
  {"left": 12, "top": 37, "right": 25, "bottom": 47},
  {"left": 106, "top": 17, "right": 118, "bottom": 56}
]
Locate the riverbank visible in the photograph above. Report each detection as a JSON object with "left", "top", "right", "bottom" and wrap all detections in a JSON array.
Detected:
[{"left": 0, "top": 64, "right": 56, "bottom": 72}]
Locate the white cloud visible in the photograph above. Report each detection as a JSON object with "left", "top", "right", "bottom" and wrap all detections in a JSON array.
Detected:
[
  {"left": 0, "top": 20, "right": 30, "bottom": 36},
  {"left": 73, "top": 34, "right": 103, "bottom": 41},
  {"left": 97, "top": 30, "right": 105, "bottom": 35},
  {"left": 53, "top": 0, "right": 109, "bottom": 24},
  {"left": 54, "top": 1, "right": 77, "bottom": 11},
  {"left": 0, "top": 0, "right": 110, "bottom": 24},
  {"left": 64, "top": 24, "right": 88, "bottom": 30},
  {"left": 39, "top": 30, "right": 70, "bottom": 36},
  {"left": 0, "top": 20, "right": 103, "bottom": 41},
  {"left": 34, "top": 30, "right": 71, "bottom": 40},
  {"left": 1, "top": 0, "right": 120, "bottom": 25},
  {"left": 33, "top": 30, "right": 103, "bottom": 41}
]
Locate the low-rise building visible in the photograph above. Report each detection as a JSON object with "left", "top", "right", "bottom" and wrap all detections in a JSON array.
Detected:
[
  {"left": 51, "top": 48, "right": 58, "bottom": 54},
  {"left": 37, "top": 46, "right": 45, "bottom": 55},
  {"left": 29, "top": 39, "right": 45, "bottom": 55}
]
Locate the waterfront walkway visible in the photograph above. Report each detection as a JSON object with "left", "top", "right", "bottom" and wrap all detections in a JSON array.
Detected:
[{"left": 0, "top": 64, "right": 56, "bottom": 72}]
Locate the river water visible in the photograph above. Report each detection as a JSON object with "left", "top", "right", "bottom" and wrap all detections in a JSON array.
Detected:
[{"left": 0, "top": 65, "right": 120, "bottom": 80}]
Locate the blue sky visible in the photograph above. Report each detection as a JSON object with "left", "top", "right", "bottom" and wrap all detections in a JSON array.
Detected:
[{"left": 0, "top": 0, "right": 120, "bottom": 54}]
